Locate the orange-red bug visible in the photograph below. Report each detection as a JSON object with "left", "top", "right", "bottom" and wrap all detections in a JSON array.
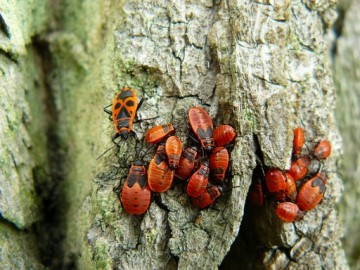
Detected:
[
  {"left": 248, "top": 178, "right": 264, "bottom": 207},
  {"left": 275, "top": 202, "right": 303, "bottom": 223},
  {"left": 214, "top": 125, "right": 237, "bottom": 147},
  {"left": 296, "top": 172, "right": 327, "bottom": 211},
  {"left": 209, "top": 147, "right": 229, "bottom": 182},
  {"left": 293, "top": 127, "right": 305, "bottom": 157},
  {"left": 265, "top": 169, "right": 286, "bottom": 201},
  {"left": 186, "top": 162, "right": 210, "bottom": 198},
  {"left": 287, "top": 156, "right": 311, "bottom": 181},
  {"left": 145, "top": 123, "right": 176, "bottom": 144},
  {"left": 104, "top": 86, "right": 139, "bottom": 143},
  {"left": 191, "top": 185, "right": 222, "bottom": 209},
  {"left": 148, "top": 144, "right": 174, "bottom": 193},
  {"left": 165, "top": 136, "right": 182, "bottom": 169},
  {"left": 313, "top": 140, "right": 331, "bottom": 160},
  {"left": 175, "top": 146, "right": 198, "bottom": 181},
  {"left": 284, "top": 173, "right": 297, "bottom": 201},
  {"left": 121, "top": 161, "right": 151, "bottom": 215},
  {"left": 188, "top": 107, "right": 215, "bottom": 151}
]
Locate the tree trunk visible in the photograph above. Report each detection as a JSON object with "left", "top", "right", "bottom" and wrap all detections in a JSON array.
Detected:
[
  {"left": 334, "top": 0, "right": 360, "bottom": 268},
  {"left": 0, "top": 0, "right": 350, "bottom": 269}
]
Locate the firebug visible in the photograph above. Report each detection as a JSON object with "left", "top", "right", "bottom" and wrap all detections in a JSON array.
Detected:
[
  {"left": 265, "top": 169, "right": 286, "bottom": 201},
  {"left": 209, "top": 147, "right": 229, "bottom": 182},
  {"left": 120, "top": 161, "right": 151, "bottom": 215},
  {"left": 293, "top": 127, "right": 305, "bottom": 157},
  {"left": 213, "top": 125, "right": 237, "bottom": 147},
  {"left": 186, "top": 161, "right": 210, "bottom": 198},
  {"left": 165, "top": 136, "right": 182, "bottom": 169},
  {"left": 104, "top": 86, "right": 140, "bottom": 144},
  {"left": 275, "top": 202, "right": 303, "bottom": 223},
  {"left": 296, "top": 172, "right": 327, "bottom": 211},
  {"left": 191, "top": 185, "right": 222, "bottom": 209},
  {"left": 188, "top": 107, "right": 215, "bottom": 151},
  {"left": 175, "top": 146, "right": 198, "bottom": 181},
  {"left": 145, "top": 123, "right": 176, "bottom": 144}
]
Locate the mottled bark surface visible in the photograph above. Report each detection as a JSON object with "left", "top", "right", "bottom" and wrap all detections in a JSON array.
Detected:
[
  {"left": 0, "top": 0, "right": 351, "bottom": 269},
  {"left": 334, "top": 0, "right": 360, "bottom": 268},
  {"left": 0, "top": 1, "right": 49, "bottom": 269}
]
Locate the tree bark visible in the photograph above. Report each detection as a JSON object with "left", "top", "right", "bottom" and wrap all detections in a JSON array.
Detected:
[
  {"left": 0, "top": 0, "right": 350, "bottom": 269},
  {"left": 334, "top": 0, "right": 360, "bottom": 268},
  {"left": 0, "top": 1, "right": 49, "bottom": 269}
]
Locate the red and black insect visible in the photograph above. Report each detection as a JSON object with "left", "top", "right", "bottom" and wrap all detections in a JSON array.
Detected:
[
  {"left": 248, "top": 178, "right": 264, "bottom": 207},
  {"left": 186, "top": 161, "right": 210, "bottom": 198},
  {"left": 120, "top": 161, "right": 151, "bottom": 215},
  {"left": 293, "top": 127, "right": 305, "bottom": 157},
  {"left": 214, "top": 125, "right": 237, "bottom": 147},
  {"left": 104, "top": 86, "right": 140, "bottom": 144},
  {"left": 175, "top": 146, "right": 198, "bottom": 181},
  {"left": 191, "top": 185, "right": 222, "bottom": 209},
  {"left": 284, "top": 173, "right": 297, "bottom": 201},
  {"left": 296, "top": 172, "right": 327, "bottom": 211},
  {"left": 313, "top": 140, "right": 331, "bottom": 160},
  {"left": 209, "top": 147, "right": 229, "bottom": 182},
  {"left": 188, "top": 107, "right": 215, "bottom": 151},
  {"left": 165, "top": 136, "right": 182, "bottom": 169},
  {"left": 265, "top": 169, "right": 286, "bottom": 201},
  {"left": 145, "top": 123, "right": 176, "bottom": 144},
  {"left": 287, "top": 156, "right": 311, "bottom": 181},
  {"left": 148, "top": 144, "right": 174, "bottom": 193},
  {"left": 275, "top": 202, "right": 303, "bottom": 223}
]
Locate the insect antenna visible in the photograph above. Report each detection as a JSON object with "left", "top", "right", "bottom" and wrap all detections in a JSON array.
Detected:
[{"left": 96, "top": 144, "right": 117, "bottom": 160}]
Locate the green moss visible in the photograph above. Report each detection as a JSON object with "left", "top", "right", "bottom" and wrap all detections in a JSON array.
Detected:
[
  {"left": 94, "top": 239, "right": 112, "bottom": 270},
  {"left": 0, "top": 223, "right": 44, "bottom": 269}
]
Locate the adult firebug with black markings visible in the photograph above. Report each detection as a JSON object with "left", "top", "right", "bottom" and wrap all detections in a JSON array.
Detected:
[{"left": 104, "top": 86, "right": 139, "bottom": 144}]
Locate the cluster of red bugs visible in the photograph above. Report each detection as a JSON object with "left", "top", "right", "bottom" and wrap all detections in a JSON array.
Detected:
[
  {"left": 249, "top": 127, "right": 332, "bottom": 223},
  {"left": 104, "top": 87, "right": 237, "bottom": 215}
]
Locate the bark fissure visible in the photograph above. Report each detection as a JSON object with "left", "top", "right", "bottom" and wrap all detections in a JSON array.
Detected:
[{"left": 31, "top": 37, "right": 68, "bottom": 269}]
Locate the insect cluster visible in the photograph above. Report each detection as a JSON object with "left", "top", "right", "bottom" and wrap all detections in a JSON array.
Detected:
[
  {"left": 104, "top": 87, "right": 237, "bottom": 215},
  {"left": 249, "top": 127, "right": 332, "bottom": 223}
]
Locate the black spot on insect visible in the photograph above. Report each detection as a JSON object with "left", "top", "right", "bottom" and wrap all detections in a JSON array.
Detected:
[
  {"left": 119, "top": 89, "right": 135, "bottom": 100},
  {"left": 197, "top": 127, "right": 213, "bottom": 139},
  {"left": 127, "top": 175, "right": 137, "bottom": 188},
  {"left": 137, "top": 176, "right": 148, "bottom": 189},
  {"left": 117, "top": 107, "right": 131, "bottom": 119},
  {"left": 114, "top": 102, "right": 121, "bottom": 110},
  {"left": 126, "top": 100, "right": 135, "bottom": 106}
]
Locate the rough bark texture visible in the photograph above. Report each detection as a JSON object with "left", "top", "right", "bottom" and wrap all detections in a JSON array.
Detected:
[
  {"left": 334, "top": 0, "right": 360, "bottom": 268},
  {"left": 0, "top": 0, "right": 351, "bottom": 269},
  {"left": 0, "top": 1, "right": 49, "bottom": 269}
]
